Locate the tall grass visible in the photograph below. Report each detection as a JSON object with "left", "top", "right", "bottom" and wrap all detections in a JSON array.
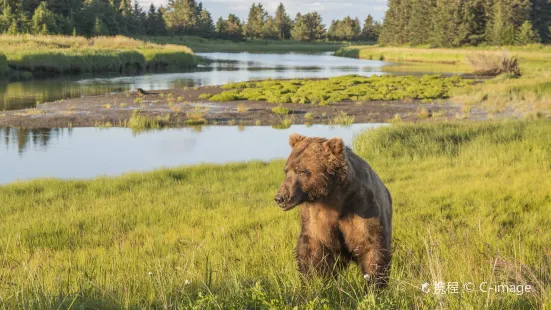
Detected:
[
  {"left": 124, "top": 109, "right": 169, "bottom": 134},
  {"left": 336, "top": 45, "right": 551, "bottom": 117},
  {"left": 0, "top": 120, "right": 550, "bottom": 308},
  {"left": 335, "top": 44, "right": 551, "bottom": 66},
  {"left": 0, "top": 35, "right": 197, "bottom": 75},
  {"left": 141, "top": 35, "right": 344, "bottom": 53},
  {"left": 466, "top": 53, "right": 520, "bottom": 76}
]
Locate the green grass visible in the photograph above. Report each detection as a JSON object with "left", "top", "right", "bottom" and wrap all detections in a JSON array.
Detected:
[
  {"left": 124, "top": 110, "right": 169, "bottom": 134},
  {"left": 330, "top": 111, "right": 355, "bottom": 125},
  {"left": 335, "top": 44, "right": 551, "bottom": 67},
  {"left": 0, "top": 53, "right": 7, "bottom": 77},
  {"left": 141, "top": 36, "right": 344, "bottom": 53},
  {"left": 336, "top": 45, "right": 551, "bottom": 117},
  {"left": 0, "top": 120, "right": 550, "bottom": 308},
  {"left": 271, "top": 105, "right": 290, "bottom": 115},
  {"left": 0, "top": 35, "right": 197, "bottom": 75},
  {"left": 209, "top": 75, "right": 472, "bottom": 105}
]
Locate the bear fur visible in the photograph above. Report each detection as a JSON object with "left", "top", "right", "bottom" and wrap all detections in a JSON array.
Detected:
[{"left": 274, "top": 133, "right": 392, "bottom": 286}]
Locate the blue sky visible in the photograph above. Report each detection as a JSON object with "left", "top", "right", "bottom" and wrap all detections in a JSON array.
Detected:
[{"left": 146, "top": 0, "right": 388, "bottom": 24}]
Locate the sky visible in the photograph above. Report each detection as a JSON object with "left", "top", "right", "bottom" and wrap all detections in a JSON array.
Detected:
[{"left": 145, "top": 0, "right": 388, "bottom": 23}]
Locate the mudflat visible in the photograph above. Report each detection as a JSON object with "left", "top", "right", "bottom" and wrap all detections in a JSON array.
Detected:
[{"left": 0, "top": 85, "right": 486, "bottom": 128}]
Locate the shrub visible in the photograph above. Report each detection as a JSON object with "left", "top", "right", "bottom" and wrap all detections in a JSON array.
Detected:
[
  {"left": 466, "top": 53, "right": 521, "bottom": 77},
  {"left": 237, "top": 104, "right": 248, "bottom": 113},
  {"left": 330, "top": 111, "right": 354, "bottom": 125},
  {"left": 272, "top": 105, "right": 290, "bottom": 115},
  {"left": 126, "top": 110, "right": 167, "bottom": 132}
]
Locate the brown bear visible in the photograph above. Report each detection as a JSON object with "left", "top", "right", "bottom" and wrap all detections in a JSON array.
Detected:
[{"left": 274, "top": 133, "right": 392, "bottom": 286}]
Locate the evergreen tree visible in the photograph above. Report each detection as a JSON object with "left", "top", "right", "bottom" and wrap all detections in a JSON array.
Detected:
[
  {"left": 291, "top": 12, "right": 325, "bottom": 41},
  {"left": 274, "top": 2, "right": 291, "bottom": 39},
  {"left": 129, "top": 0, "right": 146, "bottom": 35},
  {"left": 197, "top": 8, "right": 214, "bottom": 37},
  {"left": 226, "top": 14, "right": 243, "bottom": 40},
  {"left": 164, "top": 0, "right": 198, "bottom": 34},
  {"left": 31, "top": 2, "right": 58, "bottom": 34},
  {"left": 93, "top": 16, "right": 108, "bottom": 35},
  {"left": 516, "top": 20, "right": 540, "bottom": 44},
  {"left": 261, "top": 15, "right": 278, "bottom": 39},
  {"left": 146, "top": 4, "right": 166, "bottom": 35},
  {"left": 361, "top": 14, "right": 377, "bottom": 41},
  {"left": 215, "top": 16, "right": 226, "bottom": 38},
  {"left": 306, "top": 12, "right": 325, "bottom": 40},
  {"left": 244, "top": 3, "right": 266, "bottom": 39},
  {"left": 291, "top": 13, "right": 308, "bottom": 41}
]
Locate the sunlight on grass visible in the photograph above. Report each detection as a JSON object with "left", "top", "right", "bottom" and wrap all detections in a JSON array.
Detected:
[
  {"left": 210, "top": 75, "right": 471, "bottom": 105},
  {"left": 0, "top": 120, "right": 549, "bottom": 308},
  {"left": 0, "top": 34, "right": 196, "bottom": 75}
]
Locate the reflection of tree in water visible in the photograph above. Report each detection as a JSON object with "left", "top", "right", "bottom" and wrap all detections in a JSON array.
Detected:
[
  {"left": 0, "top": 78, "right": 132, "bottom": 111},
  {"left": 1, "top": 127, "right": 71, "bottom": 154}
]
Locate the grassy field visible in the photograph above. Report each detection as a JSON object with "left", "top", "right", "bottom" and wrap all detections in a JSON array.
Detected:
[
  {"left": 141, "top": 36, "right": 345, "bottom": 53},
  {"left": 336, "top": 45, "right": 551, "bottom": 118},
  {"left": 1, "top": 120, "right": 550, "bottom": 308},
  {"left": 202, "top": 75, "right": 472, "bottom": 105},
  {"left": 0, "top": 35, "right": 197, "bottom": 76}
]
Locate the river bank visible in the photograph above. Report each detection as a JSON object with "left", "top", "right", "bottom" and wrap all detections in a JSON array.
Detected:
[
  {"left": 0, "top": 35, "right": 197, "bottom": 78},
  {"left": 141, "top": 35, "right": 345, "bottom": 53},
  {"left": 0, "top": 76, "right": 502, "bottom": 129},
  {"left": 336, "top": 45, "right": 551, "bottom": 119},
  {"left": 0, "top": 84, "right": 469, "bottom": 128}
]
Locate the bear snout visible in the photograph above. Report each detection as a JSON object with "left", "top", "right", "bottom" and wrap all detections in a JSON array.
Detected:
[{"left": 274, "top": 194, "right": 285, "bottom": 206}]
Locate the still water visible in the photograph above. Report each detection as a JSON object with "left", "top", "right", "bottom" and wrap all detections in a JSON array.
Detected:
[
  {"left": 0, "top": 124, "right": 385, "bottom": 184},
  {"left": 0, "top": 52, "right": 390, "bottom": 111}
]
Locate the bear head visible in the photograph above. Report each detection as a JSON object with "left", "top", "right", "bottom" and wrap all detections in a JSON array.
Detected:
[{"left": 274, "top": 133, "right": 348, "bottom": 211}]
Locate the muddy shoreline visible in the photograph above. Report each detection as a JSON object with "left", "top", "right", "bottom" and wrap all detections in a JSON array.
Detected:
[{"left": 0, "top": 85, "right": 485, "bottom": 128}]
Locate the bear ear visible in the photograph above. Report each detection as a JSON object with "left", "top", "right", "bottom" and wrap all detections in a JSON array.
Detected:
[
  {"left": 289, "top": 133, "right": 306, "bottom": 148},
  {"left": 324, "top": 137, "right": 344, "bottom": 158}
]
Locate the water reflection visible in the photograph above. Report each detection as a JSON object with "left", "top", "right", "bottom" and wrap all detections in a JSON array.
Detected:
[
  {"left": 0, "top": 77, "right": 132, "bottom": 111},
  {"left": 1, "top": 52, "right": 391, "bottom": 111},
  {"left": 1, "top": 127, "right": 72, "bottom": 154},
  {"left": 1, "top": 124, "right": 386, "bottom": 184}
]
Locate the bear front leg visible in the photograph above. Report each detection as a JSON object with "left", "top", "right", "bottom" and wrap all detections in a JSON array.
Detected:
[
  {"left": 357, "top": 244, "right": 391, "bottom": 288},
  {"left": 296, "top": 234, "right": 338, "bottom": 278}
]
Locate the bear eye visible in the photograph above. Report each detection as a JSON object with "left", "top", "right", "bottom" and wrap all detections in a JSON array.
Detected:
[{"left": 297, "top": 170, "right": 308, "bottom": 176}]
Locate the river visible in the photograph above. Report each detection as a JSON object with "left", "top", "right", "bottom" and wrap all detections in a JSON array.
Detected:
[{"left": 0, "top": 52, "right": 452, "bottom": 184}]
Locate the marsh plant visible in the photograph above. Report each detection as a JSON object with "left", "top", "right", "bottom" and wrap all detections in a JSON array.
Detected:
[
  {"left": 273, "top": 115, "right": 294, "bottom": 129},
  {"left": 237, "top": 103, "right": 248, "bottom": 113},
  {"left": 330, "top": 111, "right": 355, "bottom": 126},
  {"left": 184, "top": 107, "right": 208, "bottom": 125},
  {"left": 466, "top": 53, "right": 521, "bottom": 77},
  {"left": 209, "top": 75, "right": 472, "bottom": 105},
  {"left": 416, "top": 107, "right": 430, "bottom": 118},
  {"left": 125, "top": 109, "right": 168, "bottom": 132},
  {"left": 272, "top": 105, "right": 290, "bottom": 115}
]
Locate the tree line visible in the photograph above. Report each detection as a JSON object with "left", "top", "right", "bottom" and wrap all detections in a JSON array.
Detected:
[
  {"left": 0, "top": 0, "right": 379, "bottom": 41},
  {"left": 380, "top": 0, "right": 551, "bottom": 46}
]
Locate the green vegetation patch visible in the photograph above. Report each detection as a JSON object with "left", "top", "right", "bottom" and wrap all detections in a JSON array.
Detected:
[
  {"left": 0, "top": 35, "right": 197, "bottom": 75},
  {"left": 0, "top": 120, "right": 550, "bottom": 308},
  {"left": 0, "top": 53, "right": 7, "bottom": 76},
  {"left": 209, "top": 75, "right": 473, "bottom": 105}
]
